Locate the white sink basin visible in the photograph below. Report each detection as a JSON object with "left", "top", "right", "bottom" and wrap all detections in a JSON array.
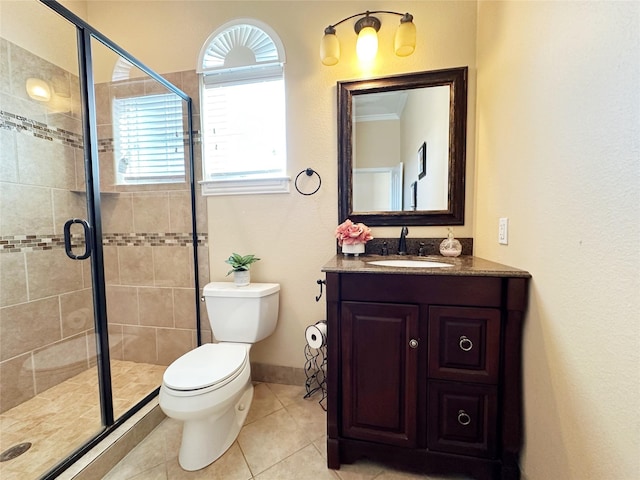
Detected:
[{"left": 367, "top": 259, "right": 453, "bottom": 268}]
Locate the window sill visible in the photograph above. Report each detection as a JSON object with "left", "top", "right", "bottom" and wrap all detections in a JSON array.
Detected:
[{"left": 200, "top": 176, "right": 290, "bottom": 196}]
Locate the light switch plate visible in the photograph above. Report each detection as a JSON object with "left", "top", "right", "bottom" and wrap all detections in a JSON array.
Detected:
[{"left": 498, "top": 217, "right": 509, "bottom": 245}]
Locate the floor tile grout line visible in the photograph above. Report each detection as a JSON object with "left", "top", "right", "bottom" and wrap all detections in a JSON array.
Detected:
[
  {"left": 249, "top": 441, "right": 318, "bottom": 479},
  {"left": 235, "top": 438, "right": 255, "bottom": 479}
]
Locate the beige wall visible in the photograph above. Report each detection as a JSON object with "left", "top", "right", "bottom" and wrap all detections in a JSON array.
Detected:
[
  {"left": 0, "top": 0, "right": 85, "bottom": 72},
  {"left": 74, "top": 0, "right": 478, "bottom": 368},
  {"left": 35, "top": 0, "right": 640, "bottom": 478},
  {"left": 355, "top": 119, "right": 400, "bottom": 169},
  {"left": 476, "top": 1, "right": 639, "bottom": 479},
  {"left": 402, "top": 86, "right": 450, "bottom": 210}
]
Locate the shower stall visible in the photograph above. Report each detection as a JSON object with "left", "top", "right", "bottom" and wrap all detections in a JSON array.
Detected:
[{"left": 0, "top": 1, "right": 207, "bottom": 477}]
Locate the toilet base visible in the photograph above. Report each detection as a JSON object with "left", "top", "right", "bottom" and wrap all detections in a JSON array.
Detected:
[{"left": 178, "top": 381, "right": 254, "bottom": 471}]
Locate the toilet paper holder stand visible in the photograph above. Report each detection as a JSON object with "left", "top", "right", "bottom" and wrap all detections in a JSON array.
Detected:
[
  {"left": 304, "top": 330, "right": 327, "bottom": 410},
  {"left": 303, "top": 344, "right": 326, "bottom": 410}
]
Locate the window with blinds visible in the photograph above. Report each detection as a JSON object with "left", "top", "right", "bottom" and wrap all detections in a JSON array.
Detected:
[
  {"left": 201, "top": 75, "right": 286, "bottom": 180},
  {"left": 113, "top": 93, "right": 185, "bottom": 184},
  {"left": 198, "top": 20, "right": 289, "bottom": 195}
]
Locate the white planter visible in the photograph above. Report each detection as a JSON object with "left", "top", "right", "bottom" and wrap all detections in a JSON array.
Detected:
[
  {"left": 341, "top": 243, "right": 365, "bottom": 256},
  {"left": 233, "top": 270, "right": 250, "bottom": 286}
]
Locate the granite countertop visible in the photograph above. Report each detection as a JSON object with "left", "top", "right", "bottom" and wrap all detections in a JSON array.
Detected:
[{"left": 322, "top": 254, "right": 532, "bottom": 278}]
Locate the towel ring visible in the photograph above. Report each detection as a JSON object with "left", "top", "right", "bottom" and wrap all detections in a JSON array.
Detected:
[{"left": 295, "top": 168, "right": 322, "bottom": 196}]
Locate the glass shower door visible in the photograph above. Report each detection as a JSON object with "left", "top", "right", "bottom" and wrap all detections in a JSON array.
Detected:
[
  {"left": 89, "top": 37, "right": 198, "bottom": 421},
  {"left": 0, "top": 2, "right": 103, "bottom": 477},
  {"left": 1, "top": 1, "right": 198, "bottom": 477}
]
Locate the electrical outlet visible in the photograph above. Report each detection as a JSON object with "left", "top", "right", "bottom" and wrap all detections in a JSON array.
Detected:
[{"left": 498, "top": 217, "right": 509, "bottom": 245}]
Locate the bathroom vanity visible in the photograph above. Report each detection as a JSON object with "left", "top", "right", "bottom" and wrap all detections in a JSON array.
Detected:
[{"left": 321, "top": 255, "right": 531, "bottom": 480}]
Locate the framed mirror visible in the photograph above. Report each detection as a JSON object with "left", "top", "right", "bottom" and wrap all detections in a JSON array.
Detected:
[{"left": 338, "top": 67, "right": 467, "bottom": 226}]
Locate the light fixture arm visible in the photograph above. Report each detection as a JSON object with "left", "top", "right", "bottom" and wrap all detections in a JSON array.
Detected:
[{"left": 324, "top": 10, "right": 409, "bottom": 31}]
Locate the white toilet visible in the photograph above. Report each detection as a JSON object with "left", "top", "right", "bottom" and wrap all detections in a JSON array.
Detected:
[{"left": 159, "top": 281, "right": 280, "bottom": 471}]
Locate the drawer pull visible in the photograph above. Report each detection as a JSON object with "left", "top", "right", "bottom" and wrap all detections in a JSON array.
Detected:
[
  {"left": 409, "top": 339, "right": 419, "bottom": 349},
  {"left": 459, "top": 335, "right": 473, "bottom": 352},
  {"left": 457, "top": 410, "right": 471, "bottom": 426}
]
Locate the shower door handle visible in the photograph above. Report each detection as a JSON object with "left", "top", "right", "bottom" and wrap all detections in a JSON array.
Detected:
[{"left": 63, "top": 218, "right": 92, "bottom": 260}]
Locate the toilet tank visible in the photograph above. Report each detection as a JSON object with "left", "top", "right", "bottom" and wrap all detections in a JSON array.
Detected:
[{"left": 203, "top": 282, "right": 280, "bottom": 343}]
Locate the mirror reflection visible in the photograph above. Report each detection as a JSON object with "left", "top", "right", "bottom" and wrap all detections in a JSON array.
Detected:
[
  {"left": 339, "top": 67, "right": 468, "bottom": 226},
  {"left": 353, "top": 85, "right": 450, "bottom": 212}
]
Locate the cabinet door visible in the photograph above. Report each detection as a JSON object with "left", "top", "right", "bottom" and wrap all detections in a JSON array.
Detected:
[
  {"left": 428, "top": 306, "right": 501, "bottom": 384},
  {"left": 341, "top": 301, "right": 419, "bottom": 448}
]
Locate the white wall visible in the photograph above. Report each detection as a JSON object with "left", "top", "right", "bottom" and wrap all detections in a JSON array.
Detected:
[{"left": 475, "top": 1, "right": 639, "bottom": 479}]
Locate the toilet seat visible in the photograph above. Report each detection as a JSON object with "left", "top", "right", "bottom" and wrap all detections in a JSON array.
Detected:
[{"left": 163, "top": 343, "right": 248, "bottom": 392}]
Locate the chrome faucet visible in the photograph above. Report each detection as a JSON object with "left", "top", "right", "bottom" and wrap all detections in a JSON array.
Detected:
[{"left": 398, "top": 226, "right": 409, "bottom": 255}]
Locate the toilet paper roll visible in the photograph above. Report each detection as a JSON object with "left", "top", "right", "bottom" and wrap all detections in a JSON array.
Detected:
[{"left": 305, "top": 321, "right": 327, "bottom": 349}]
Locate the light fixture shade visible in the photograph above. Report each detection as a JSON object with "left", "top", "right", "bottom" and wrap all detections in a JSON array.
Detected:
[
  {"left": 394, "top": 16, "right": 416, "bottom": 57},
  {"left": 356, "top": 26, "right": 378, "bottom": 62},
  {"left": 321, "top": 27, "right": 340, "bottom": 66},
  {"left": 26, "top": 77, "right": 51, "bottom": 102}
]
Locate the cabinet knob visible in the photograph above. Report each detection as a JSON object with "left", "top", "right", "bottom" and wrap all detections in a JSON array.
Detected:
[
  {"left": 409, "top": 339, "right": 419, "bottom": 349},
  {"left": 457, "top": 409, "right": 472, "bottom": 426},
  {"left": 459, "top": 335, "right": 473, "bottom": 352}
]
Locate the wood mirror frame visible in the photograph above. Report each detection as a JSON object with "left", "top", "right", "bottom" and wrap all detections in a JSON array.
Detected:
[{"left": 338, "top": 67, "right": 468, "bottom": 226}]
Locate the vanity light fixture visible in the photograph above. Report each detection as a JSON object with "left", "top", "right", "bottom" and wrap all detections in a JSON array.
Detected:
[
  {"left": 320, "top": 10, "right": 416, "bottom": 66},
  {"left": 25, "top": 77, "right": 51, "bottom": 102}
]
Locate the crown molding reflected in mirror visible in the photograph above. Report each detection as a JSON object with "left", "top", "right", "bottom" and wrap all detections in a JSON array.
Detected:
[{"left": 338, "top": 67, "right": 468, "bottom": 226}]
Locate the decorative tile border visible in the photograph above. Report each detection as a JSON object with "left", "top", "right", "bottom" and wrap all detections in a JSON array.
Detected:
[
  {"left": 0, "top": 110, "right": 200, "bottom": 152},
  {"left": 0, "top": 233, "right": 208, "bottom": 254},
  {"left": 0, "top": 234, "right": 72, "bottom": 253},
  {"left": 102, "top": 232, "right": 207, "bottom": 247},
  {"left": 0, "top": 110, "right": 84, "bottom": 148}
]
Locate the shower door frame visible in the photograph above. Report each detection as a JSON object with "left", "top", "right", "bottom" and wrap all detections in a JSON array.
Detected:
[{"left": 39, "top": 1, "right": 200, "bottom": 477}]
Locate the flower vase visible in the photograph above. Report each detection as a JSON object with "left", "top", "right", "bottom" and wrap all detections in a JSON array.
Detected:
[
  {"left": 342, "top": 243, "right": 365, "bottom": 256},
  {"left": 233, "top": 270, "right": 250, "bottom": 286}
]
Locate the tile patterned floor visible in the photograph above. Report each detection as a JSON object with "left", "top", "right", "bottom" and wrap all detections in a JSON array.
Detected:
[
  {"left": 103, "top": 383, "right": 469, "bottom": 480},
  {"left": 0, "top": 360, "right": 165, "bottom": 479}
]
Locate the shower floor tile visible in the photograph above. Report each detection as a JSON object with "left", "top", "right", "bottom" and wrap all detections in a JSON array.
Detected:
[{"left": 0, "top": 360, "right": 166, "bottom": 480}]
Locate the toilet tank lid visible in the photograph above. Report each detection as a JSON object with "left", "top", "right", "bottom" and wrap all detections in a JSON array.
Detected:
[{"left": 204, "top": 282, "right": 280, "bottom": 298}]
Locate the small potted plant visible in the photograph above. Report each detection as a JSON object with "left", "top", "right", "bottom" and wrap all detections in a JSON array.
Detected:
[{"left": 225, "top": 253, "right": 260, "bottom": 286}]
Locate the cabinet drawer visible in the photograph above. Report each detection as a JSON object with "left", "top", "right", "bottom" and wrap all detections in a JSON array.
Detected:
[
  {"left": 427, "top": 381, "right": 498, "bottom": 458},
  {"left": 428, "top": 306, "right": 501, "bottom": 384}
]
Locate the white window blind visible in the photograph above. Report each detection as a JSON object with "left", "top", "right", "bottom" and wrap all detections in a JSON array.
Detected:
[
  {"left": 201, "top": 75, "right": 286, "bottom": 180},
  {"left": 113, "top": 93, "right": 185, "bottom": 184}
]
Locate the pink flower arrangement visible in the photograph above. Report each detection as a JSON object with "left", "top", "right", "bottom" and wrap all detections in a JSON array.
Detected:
[{"left": 335, "top": 219, "right": 373, "bottom": 246}]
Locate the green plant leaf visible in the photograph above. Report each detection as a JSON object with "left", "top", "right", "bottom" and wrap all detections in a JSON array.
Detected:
[{"left": 224, "top": 253, "right": 260, "bottom": 273}]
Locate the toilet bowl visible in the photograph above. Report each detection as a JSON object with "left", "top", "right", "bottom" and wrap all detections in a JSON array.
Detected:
[
  {"left": 159, "top": 282, "right": 280, "bottom": 471},
  {"left": 159, "top": 343, "right": 252, "bottom": 470}
]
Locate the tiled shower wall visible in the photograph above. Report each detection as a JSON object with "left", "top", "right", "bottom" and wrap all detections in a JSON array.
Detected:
[
  {"left": 0, "top": 37, "right": 209, "bottom": 413},
  {"left": 94, "top": 69, "right": 211, "bottom": 370}
]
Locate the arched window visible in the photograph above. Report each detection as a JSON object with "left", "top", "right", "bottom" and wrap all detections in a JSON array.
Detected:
[{"left": 198, "top": 19, "right": 288, "bottom": 195}]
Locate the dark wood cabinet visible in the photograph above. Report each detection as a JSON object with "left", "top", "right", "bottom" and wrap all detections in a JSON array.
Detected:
[
  {"left": 341, "top": 301, "right": 419, "bottom": 448},
  {"left": 323, "top": 261, "right": 530, "bottom": 480}
]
